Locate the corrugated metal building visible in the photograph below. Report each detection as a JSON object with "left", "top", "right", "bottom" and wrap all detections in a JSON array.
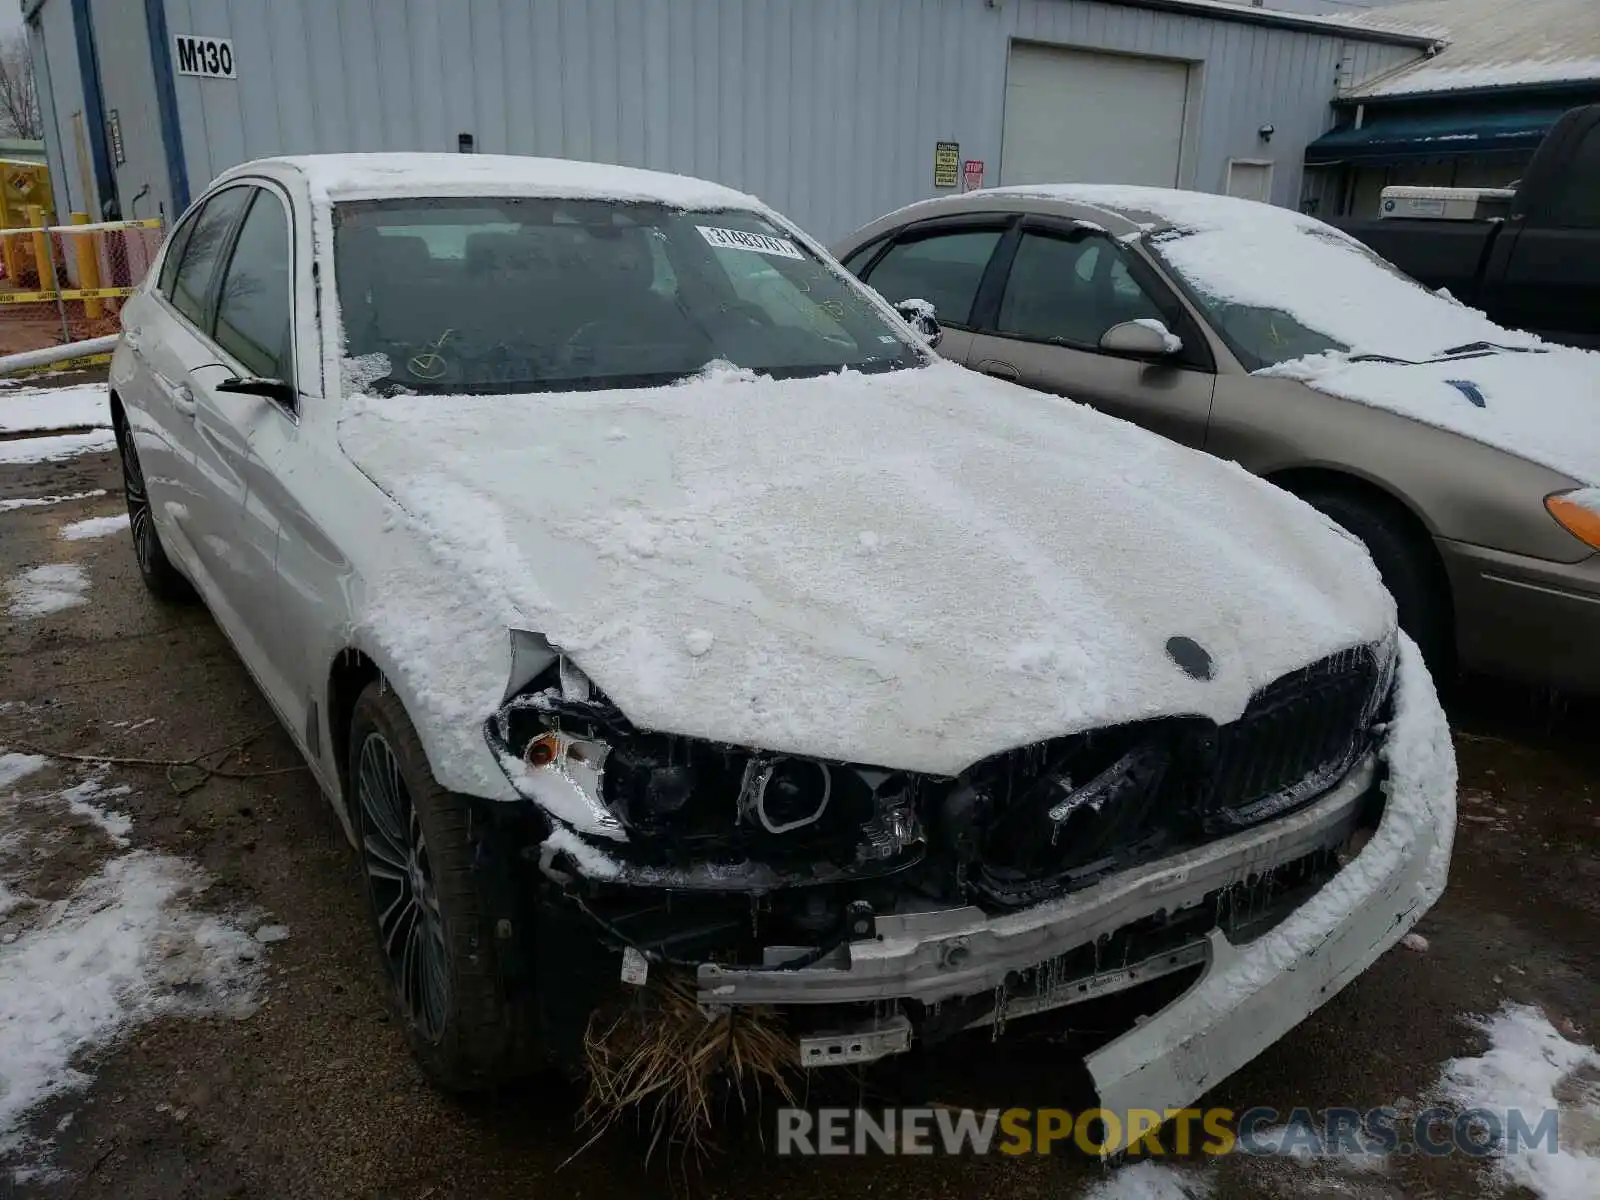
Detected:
[
  {"left": 25, "top": 0, "right": 1432, "bottom": 240},
  {"left": 1305, "top": 0, "right": 1600, "bottom": 214}
]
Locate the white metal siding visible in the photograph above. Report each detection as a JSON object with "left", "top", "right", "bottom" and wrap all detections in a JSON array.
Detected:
[
  {"left": 29, "top": 0, "right": 94, "bottom": 219},
  {"left": 1001, "top": 42, "right": 1189, "bottom": 186},
  {"left": 89, "top": 0, "right": 174, "bottom": 221},
  {"left": 156, "top": 0, "right": 1428, "bottom": 240}
]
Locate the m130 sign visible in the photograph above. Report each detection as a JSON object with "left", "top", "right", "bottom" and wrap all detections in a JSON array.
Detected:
[{"left": 174, "top": 35, "right": 237, "bottom": 79}]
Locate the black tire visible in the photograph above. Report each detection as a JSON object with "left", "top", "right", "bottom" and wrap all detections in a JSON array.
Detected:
[
  {"left": 114, "top": 413, "right": 195, "bottom": 602},
  {"left": 348, "top": 681, "right": 536, "bottom": 1090},
  {"left": 1300, "top": 487, "right": 1454, "bottom": 676}
]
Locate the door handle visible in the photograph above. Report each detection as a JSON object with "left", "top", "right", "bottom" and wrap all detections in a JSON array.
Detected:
[
  {"left": 170, "top": 383, "right": 197, "bottom": 419},
  {"left": 977, "top": 359, "right": 1020, "bottom": 382},
  {"left": 122, "top": 329, "right": 143, "bottom": 353}
]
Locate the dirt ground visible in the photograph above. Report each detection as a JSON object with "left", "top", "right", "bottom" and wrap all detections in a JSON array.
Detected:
[{"left": 1, "top": 438, "right": 1597, "bottom": 1199}]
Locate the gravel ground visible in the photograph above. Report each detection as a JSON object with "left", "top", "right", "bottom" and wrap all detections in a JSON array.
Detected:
[{"left": 1, "top": 437, "right": 1596, "bottom": 1200}]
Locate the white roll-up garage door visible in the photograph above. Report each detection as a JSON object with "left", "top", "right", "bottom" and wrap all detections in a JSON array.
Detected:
[{"left": 1000, "top": 43, "right": 1190, "bottom": 187}]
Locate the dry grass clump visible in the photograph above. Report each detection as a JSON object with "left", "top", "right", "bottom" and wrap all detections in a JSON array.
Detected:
[{"left": 577, "top": 971, "right": 798, "bottom": 1160}]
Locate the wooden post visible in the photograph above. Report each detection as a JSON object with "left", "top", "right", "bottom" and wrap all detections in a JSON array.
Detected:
[{"left": 70, "top": 212, "right": 103, "bottom": 319}]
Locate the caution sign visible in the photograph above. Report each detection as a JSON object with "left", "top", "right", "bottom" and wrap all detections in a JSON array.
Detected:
[{"left": 934, "top": 141, "right": 960, "bottom": 188}]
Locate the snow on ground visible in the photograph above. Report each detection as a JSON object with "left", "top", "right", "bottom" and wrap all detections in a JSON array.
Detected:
[
  {"left": 0, "top": 490, "right": 107, "bottom": 514},
  {"left": 1079, "top": 1161, "right": 1210, "bottom": 1198},
  {"left": 0, "top": 430, "right": 115, "bottom": 465},
  {"left": 57, "top": 514, "right": 125, "bottom": 542},
  {"left": 1436, "top": 1003, "right": 1600, "bottom": 1200},
  {"left": 5, "top": 564, "right": 89, "bottom": 617},
  {"left": 0, "top": 760, "right": 265, "bottom": 1167},
  {"left": 0, "top": 385, "right": 108, "bottom": 435}
]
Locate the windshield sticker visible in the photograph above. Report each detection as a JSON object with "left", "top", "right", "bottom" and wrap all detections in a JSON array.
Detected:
[{"left": 697, "top": 225, "right": 804, "bottom": 260}]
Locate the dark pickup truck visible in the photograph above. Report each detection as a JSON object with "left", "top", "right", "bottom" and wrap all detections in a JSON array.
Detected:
[{"left": 1335, "top": 104, "right": 1600, "bottom": 349}]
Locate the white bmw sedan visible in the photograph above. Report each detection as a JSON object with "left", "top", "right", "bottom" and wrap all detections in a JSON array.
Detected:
[{"left": 110, "top": 154, "right": 1454, "bottom": 1127}]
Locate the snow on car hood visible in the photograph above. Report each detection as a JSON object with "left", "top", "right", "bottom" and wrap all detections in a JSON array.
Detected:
[
  {"left": 338, "top": 362, "right": 1394, "bottom": 780},
  {"left": 1267, "top": 346, "right": 1600, "bottom": 486},
  {"left": 1008, "top": 185, "right": 1600, "bottom": 485}
]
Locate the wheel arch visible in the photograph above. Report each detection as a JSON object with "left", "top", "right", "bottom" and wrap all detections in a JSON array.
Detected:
[
  {"left": 1266, "top": 464, "right": 1457, "bottom": 642},
  {"left": 327, "top": 646, "right": 383, "bottom": 817}
]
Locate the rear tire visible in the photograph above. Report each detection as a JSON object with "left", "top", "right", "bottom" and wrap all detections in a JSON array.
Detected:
[
  {"left": 114, "top": 414, "right": 195, "bottom": 602},
  {"left": 348, "top": 681, "right": 537, "bottom": 1091},
  {"left": 1300, "top": 487, "right": 1453, "bottom": 677}
]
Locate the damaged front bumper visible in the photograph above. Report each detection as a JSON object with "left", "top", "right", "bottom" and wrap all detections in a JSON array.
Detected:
[{"left": 502, "top": 637, "right": 1454, "bottom": 1117}]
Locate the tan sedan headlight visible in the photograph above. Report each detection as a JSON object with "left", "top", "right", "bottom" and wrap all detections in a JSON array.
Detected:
[{"left": 1545, "top": 490, "right": 1600, "bottom": 551}]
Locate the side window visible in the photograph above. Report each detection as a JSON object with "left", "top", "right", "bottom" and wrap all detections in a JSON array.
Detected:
[
  {"left": 1551, "top": 124, "right": 1600, "bottom": 229},
  {"left": 169, "top": 187, "right": 251, "bottom": 329},
  {"left": 995, "top": 232, "right": 1166, "bottom": 348},
  {"left": 155, "top": 215, "right": 197, "bottom": 297},
  {"left": 213, "top": 190, "right": 294, "bottom": 383},
  {"left": 839, "top": 236, "right": 887, "bottom": 276},
  {"left": 860, "top": 229, "right": 1003, "bottom": 327}
]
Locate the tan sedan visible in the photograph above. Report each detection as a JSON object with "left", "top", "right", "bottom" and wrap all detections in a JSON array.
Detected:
[{"left": 834, "top": 185, "right": 1600, "bottom": 692}]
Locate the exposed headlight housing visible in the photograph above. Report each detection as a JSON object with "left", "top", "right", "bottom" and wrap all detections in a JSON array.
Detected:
[
  {"left": 486, "top": 659, "right": 925, "bottom": 871},
  {"left": 1546, "top": 489, "right": 1600, "bottom": 551}
]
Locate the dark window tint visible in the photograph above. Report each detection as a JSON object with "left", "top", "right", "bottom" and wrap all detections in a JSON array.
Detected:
[
  {"left": 156, "top": 216, "right": 197, "bottom": 297},
  {"left": 996, "top": 232, "right": 1165, "bottom": 347},
  {"left": 214, "top": 191, "right": 293, "bottom": 382},
  {"left": 839, "top": 236, "right": 886, "bottom": 276},
  {"left": 861, "top": 229, "right": 1002, "bottom": 327},
  {"left": 169, "top": 187, "right": 251, "bottom": 328},
  {"left": 1551, "top": 124, "right": 1600, "bottom": 228},
  {"left": 334, "top": 198, "right": 923, "bottom": 395}
]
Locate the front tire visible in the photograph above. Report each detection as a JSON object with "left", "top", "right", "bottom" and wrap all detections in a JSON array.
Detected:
[
  {"left": 348, "top": 681, "right": 536, "bottom": 1090},
  {"left": 1301, "top": 487, "right": 1453, "bottom": 676},
  {"left": 115, "top": 414, "right": 194, "bottom": 602}
]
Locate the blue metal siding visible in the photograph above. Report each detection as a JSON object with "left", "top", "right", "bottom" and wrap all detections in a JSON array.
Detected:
[{"left": 158, "top": 0, "right": 1424, "bottom": 240}]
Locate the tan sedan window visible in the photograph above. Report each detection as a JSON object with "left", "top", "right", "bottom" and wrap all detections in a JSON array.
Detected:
[{"left": 997, "top": 231, "right": 1165, "bottom": 348}]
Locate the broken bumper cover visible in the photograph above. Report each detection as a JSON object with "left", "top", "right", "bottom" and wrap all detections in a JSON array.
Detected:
[{"left": 700, "top": 637, "right": 1457, "bottom": 1124}]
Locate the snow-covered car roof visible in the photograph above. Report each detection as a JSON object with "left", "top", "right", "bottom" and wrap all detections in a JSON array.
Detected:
[{"left": 231, "top": 153, "right": 764, "bottom": 210}]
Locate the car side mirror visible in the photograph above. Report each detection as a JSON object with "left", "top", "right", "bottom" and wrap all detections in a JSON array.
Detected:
[
  {"left": 1100, "top": 319, "right": 1181, "bottom": 358},
  {"left": 217, "top": 375, "right": 298, "bottom": 410},
  {"left": 893, "top": 299, "right": 943, "bottom": 350}
]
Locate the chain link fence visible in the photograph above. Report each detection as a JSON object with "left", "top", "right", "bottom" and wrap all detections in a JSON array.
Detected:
[{"left": 0, "top": 215, "right": 164, "bottom": 355}]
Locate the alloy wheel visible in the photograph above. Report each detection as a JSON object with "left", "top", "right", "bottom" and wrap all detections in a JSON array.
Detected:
[
  {"left": 119, "top": 431, "right": 155, "bottom": 575},
  {"left": 357, "top": 732, "right": 452, "bottom": 1039}
]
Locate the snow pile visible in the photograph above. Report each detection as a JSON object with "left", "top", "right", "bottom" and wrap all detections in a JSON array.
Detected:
[
  {"left": 0, "top": 385, "right": 108, "bottom": 435},
  {"left": 0, "top": 764, "right": 264, "bottom": 1159},
  {"left": 338, "top": 359, "right": 1392, "bottom": 795},
  {"left": 58, "top": 514, "right": 125, "bottom": 542},
  {"left": 1080, "top": 1161, "right": 1211, "bottom": 1199},
  {"left": 0, "top": 490, "right": 107, "bottom": 514},
  {"left": 0, "top": 853, "right": 261, "bottom": 1146},
  {"left": 1437, "top": 1003, "right": 1600, "bottom": 1200},
  {"left": 6, "top": 564, "right": 89, "bottom": 617},
  {"left": 57, "top": 778, "right": 133, "bottom": 848},
  {"left": 0, "top": 431, "right": 115, "bottom": 465}
]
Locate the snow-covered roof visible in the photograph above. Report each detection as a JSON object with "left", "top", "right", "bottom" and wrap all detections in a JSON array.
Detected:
[
  {"left": 1339, "top": 0, "right": 1600, "bottom": 99},
  {"left": 240, "top": 153, "right": 763, "bottom": 210}
]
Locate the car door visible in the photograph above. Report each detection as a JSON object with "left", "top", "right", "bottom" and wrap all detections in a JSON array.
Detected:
[
  {"left": 200, "top": 183, "right": 307, "bottom": 717},
  {"left": 964, "top": 221, "right": 1217, "bottom": 449},
  {"left": 850, "top": 216, "right": 1013, "bottom": 366},
  {"left": 122, "top": 184, "right": 253, "bottom": 586}
]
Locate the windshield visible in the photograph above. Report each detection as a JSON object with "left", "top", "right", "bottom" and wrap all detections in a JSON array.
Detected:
[
  {"left": 334, "top": 198, "right": 925, "bottom": 394},
  {"left": 1148, "top": 222, "right": 1528, "bottom": 371}
]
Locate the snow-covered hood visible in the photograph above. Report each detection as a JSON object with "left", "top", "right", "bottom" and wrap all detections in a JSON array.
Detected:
[
  {"left": 339, "top": 363, "right": 1394, "bottom": 777},
  {"left": 1271, "top": 346, "right": 1600, "bottom": 486}
]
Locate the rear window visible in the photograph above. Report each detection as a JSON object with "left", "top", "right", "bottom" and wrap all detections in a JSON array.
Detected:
[{"left": 333, "top": 198, "right": 925, "bottom": 395}]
